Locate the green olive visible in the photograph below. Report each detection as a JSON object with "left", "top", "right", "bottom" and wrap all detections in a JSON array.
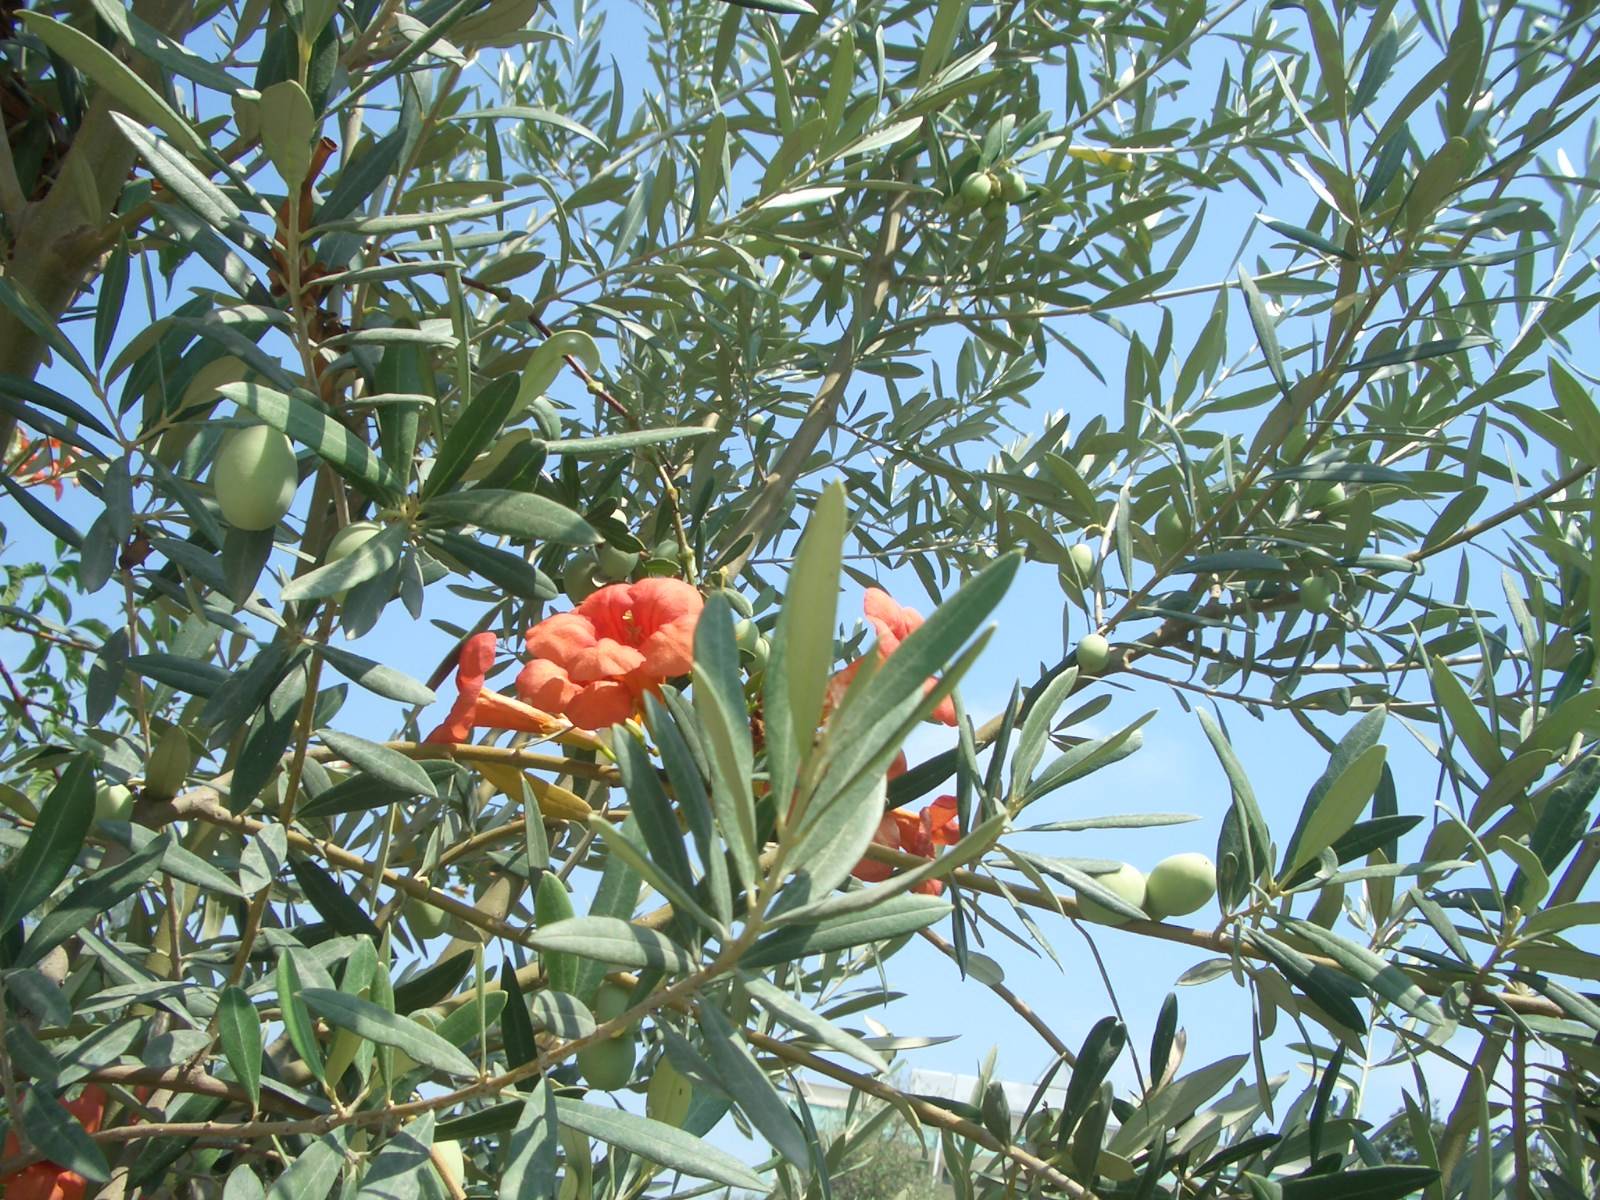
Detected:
[
  {"left": 982, "top": 196, "right": 1007, "bottom": 222},
  {"left": 1298, "top": 575, "right": 1334, "bottom": 613},
  {"left": 214, "top": 425, "right": 298, "bottom": 531},
  {"left": 563, "top": 551, "right": 600, "bottom": 601},
  {"left": 390, "top": 1009, "right": 443, "bottom": 1078},
  {"left": 1076, "top": 864, "right": 1146, "bottom": 926},
  {"left": 326, "top": 521, "right": 381, "bottom": 564},
  {"left": 1075, "top": 633, "right": 1110, "bottom": 673},
  {"left": 595, "top": 543, "right": 640, "bottom": 581},
  {"left": 1068, "top": 542, "right": 1095, "bottom": 581},
  {"left": 646, "top": 1056, "right": 694, "bottom": 1127},
  {"left": 1154, "top": 505, "right": 1188, "bottom": 558},
  {"left": 1143, "top": 853, "right": 1217, "bottom": 919},
  {"left": 1305, "top": 481, "right": 1346, "bottom": 510},
  {"left": 577, "top": 1034, "right": 636, "bottom": 1091},
  {"left": 432, "top": 1139, "right": 466, "bottom": 1191},
  {"left": 999, "top": 167, "right": 1029, "bottom": 203},
  {"left": 734, "top": 618, "right": 760, "bottom": 655},
  {"left": 94, "top": 783, "right": 133, "bottom": 823},
  {"left": 958, "top": 171, "right": 995, "bottom": 211},
  {"left": 810, "top": 254, "right": 837, "bottom": 279},
  {"left": 593, "top": 981, "right": 633, "bottom": 1033},
  {"left": 407, "top": 894, "right": 453, "bottom": 940}
]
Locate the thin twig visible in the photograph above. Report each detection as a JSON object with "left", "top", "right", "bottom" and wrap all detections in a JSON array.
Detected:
[
  {"left": 918, "top": 928, "right": 1075, "bottom": 1065},
  {"left": 746, "top": 1029, "right": 1096, "bottom": 1199},
  {"left": 1408, "top": 464, "right": 1593, "bottom": 563}
]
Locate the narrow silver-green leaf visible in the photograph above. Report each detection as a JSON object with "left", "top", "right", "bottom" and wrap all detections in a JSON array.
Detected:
[
  {"left": 316, "top": 729, "right": 439, "bottom": 798},
  {"left": 300, "top": 988, "right": 477, "bottom": 1077},
  {"left": 527, "top": 916, "right": 692, "bottom": 974},
  {"left": 217, "top": 985, "right": 262, "bottom": 1111}
]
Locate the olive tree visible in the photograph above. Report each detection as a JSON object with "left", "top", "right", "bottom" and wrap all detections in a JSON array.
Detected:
[{"left": 0, "top": 0, "right": 1598, "bottom": 1195}]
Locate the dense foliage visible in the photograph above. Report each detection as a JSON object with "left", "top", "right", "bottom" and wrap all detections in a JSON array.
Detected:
[{"left": 1, "top": 0, "right": 1598, "bottom": 1195}]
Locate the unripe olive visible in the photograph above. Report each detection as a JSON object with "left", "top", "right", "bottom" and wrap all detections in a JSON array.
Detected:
[
  {"left": 999, "top": 167, "right": 1029, "bottom": 203},
  {"left": 646, "top": 1056, "right": 694, "bottom": 1127},
  {"left": 593, "top": 981, "right": 633, "bottom": 1033},
  {"left": 982, "top": 197, "right": 1007, "bottom": 222},
  {"left": 432, "top": 1139, "right": 466, "bottom": 1191},
  {"left": 958, "top": 171, "right": 994, "bottom": 211},
  {"left": 1154, "top": 505, "right": 1188, "bottom": 558},
  {"left": 1298, "top": 575, "right": 1334, "bottom": 614},
  {"left": 714, "top": 587, "right": 754, "bottom": 618},
  {"left": 1304, "top": 481, "right": 1346, "bottom": 510},
  {"left": 407, "top": 891, "right": 453, "bottom": 940},
  {"left": 390, "top": 1008, "right": 443, "bottom": 1078},
  {"left": 563, "top": 551, "right": 600, "bottom": 601},
  {"left": 214, "top": 425, "right": 298, "bottom": 531},
  {"left": 751, "top": 637, "right": 770, "bottom": 672},
  {"left": 94, "top": 783, "right": 133, "bottom": 823},
  {"left": 577, "top": 1034, "right": 636, "bottom": 1091},
  {"left": 734, "top": 619, "right": 760, "bottom": 655},
  {"left": 1143, "top": 853, "right": 1217, "bottom": 919},
  {"left": 326, "top": 521, "right": 381, "bottom": 564},
  {"left": 178, "top": 355, "right": 248, "bottom": 419},
  {"left": 810, "top": 254, "right": 837, "bottom": 280},
  {"left": 1076, "top": 864, "right": 1146, "bottom": 926},
  {"left": 595, "top": 543, "right": 640, "bottom": 581},
  {"left": 1067, "top": 542, "right": 1095, "bottom": 581},
  {"left": 1075, "top": 633, "right": 1110, "bottom": 673},
  {"left": 145, "top": 727, "right": 195, "bottom": 799}
]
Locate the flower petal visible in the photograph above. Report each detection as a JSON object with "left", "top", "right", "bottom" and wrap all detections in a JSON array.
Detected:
[
  {"left": 566, "top": 638, "right": 646, "bottom": 683},
  {"left": 525, "top": 612, "right": 599, "bottom": 668},
  {"left": 923, "top": 794, "right": 961, "bottom": 846},
  {"left": 471, "top": 689, "right": 562, "bottom": 735},
  {"left": 456, "top": 632, "right": 497, "bottom": 688},
  {"left": 629, "top": 577, "right": 704, "bottom": 657},
  {"left": 573, "top": 583, "right": 638, "bottom": 643},
  {"left": 565, "top": 681, "right": 640, "bottom": 731},
  {"left": 516, "top": 659, "right": 580, "bottom": 713},
  {"left": 424, "top": 686, "right": 481, "bottom": 745},
  {"left": 864, "top": 587, "right": 923, "bottom": 653}
]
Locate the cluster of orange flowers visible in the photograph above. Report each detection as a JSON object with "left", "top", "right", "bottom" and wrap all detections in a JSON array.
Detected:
[
  {"left": 0, "top": 1086, "right": 106, "bottom": 1200},
  {"left": 427, "top": 582, "right": 962, "bottom": 891},
  {"left": 425, "top": 577, "right": 704, "bottom": 743},
  {"left": 7, "top": 432, "right": 80, "bottom": 499}
]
